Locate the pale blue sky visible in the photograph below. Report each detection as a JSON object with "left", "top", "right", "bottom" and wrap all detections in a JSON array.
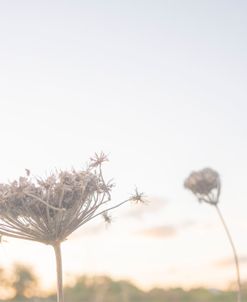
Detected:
[{"left": 0, "top": 0, "right": 247, "bottom": 290}]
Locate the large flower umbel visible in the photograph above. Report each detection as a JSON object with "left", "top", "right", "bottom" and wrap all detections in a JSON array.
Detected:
[
  {"left": 184, "top": 167, "right": 242, "bottom": 302},
  {"left": 0, "top": 153, "right": 143, "bottom": 302}
]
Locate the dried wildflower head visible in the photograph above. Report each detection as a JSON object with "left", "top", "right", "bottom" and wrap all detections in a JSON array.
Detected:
[
  {"left": 0, "top": 154, "right": 144, "bottom": 302},
  {"left": 0, "top": 153, "right": 139, "bottom": 245},
  {"left": 184, "top": 168, "right": 221, "bottom": 205},
  {"left": 130, "top": 188, "right": 146, "bottom": 204},
  {"left": 102, "top": 212, "right": 112, "bottom": 224},
  {"left": 89, "top": 152, "right": 109, "bottom": 168},
  {"left": 184, "top": 168, "right": 242, "bottom": 302}
]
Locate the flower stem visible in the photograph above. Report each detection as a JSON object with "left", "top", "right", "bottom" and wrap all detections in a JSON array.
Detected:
[
  {"left": 53, "top": 242, "right": 64, "bottom": 302},
  {"left": 215, "top": 205, "right": 241, "bottom": 302}
]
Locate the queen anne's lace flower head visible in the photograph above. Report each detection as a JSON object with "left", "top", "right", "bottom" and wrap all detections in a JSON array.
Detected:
[
  {"left": 184, "top": 167, "right": 242, "bottom": 302},
  {"left": 184, "top": 167, "right": 221, "bottom": 205},
  {"left": 0, "top": 153, "right": 143, "bottom": 245}
]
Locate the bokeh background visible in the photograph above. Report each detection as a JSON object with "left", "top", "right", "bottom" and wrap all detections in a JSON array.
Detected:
[{"left": 0, "top": 0, "right": 247, "bottom": 300}]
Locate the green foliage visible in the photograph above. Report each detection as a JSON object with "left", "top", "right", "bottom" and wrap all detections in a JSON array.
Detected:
[
  {"left": 0, "top": 266, "right": 246, "bottom": 302},
  {"left": 0, "top": 264, "right": 37, "bottom": 301},
  {"left": 12, "top": 264, "right": 37, "bottom": 299}
]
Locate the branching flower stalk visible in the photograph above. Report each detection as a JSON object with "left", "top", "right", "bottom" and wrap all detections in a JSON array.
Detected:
[
  {"left": 0, "top": 153, "right": 144, "bottom": 302},
  {"left": 184, "top": 168, "right": 241, "bottom": 302}
]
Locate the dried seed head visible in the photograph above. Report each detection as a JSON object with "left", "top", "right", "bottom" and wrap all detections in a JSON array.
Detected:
[
  {"left": 89, "top": 152, "right": 108, "bottom": 168},
  {"left": 0, "top": 154, "right": 134, "bottom": 245},
  {"left": 102, "top": 212, "right": 112, "bottom": 224},
  {"left": 184, "top": 168, "right": 221, "bottom": 205},
  {"left": 130, "top": 188, "right": 146, "bottom": 204}
]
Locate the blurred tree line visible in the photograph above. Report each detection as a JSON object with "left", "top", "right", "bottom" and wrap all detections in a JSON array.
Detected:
[{"left": 0, "top": 264, "right": 246, "bottom": 302}]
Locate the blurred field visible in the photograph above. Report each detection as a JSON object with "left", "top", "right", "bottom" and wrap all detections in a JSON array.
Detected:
[{"left": 0, "top": 264, "right": 246, "bottom": 302}]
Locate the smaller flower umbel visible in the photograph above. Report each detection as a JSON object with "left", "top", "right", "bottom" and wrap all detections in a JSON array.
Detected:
[
  {"left": 184, "top": 168, "right": 242, "bottom": 302},
  {"left": 184, "top": 168, "right": 220, "bottom": 205},
  {"left": 0, "top": 153, "right": 143, "bottom": 302}
]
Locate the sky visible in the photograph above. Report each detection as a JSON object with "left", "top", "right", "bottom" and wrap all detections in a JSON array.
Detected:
[{"left": 0, "top": 0, "right": 247, "bottom": 292}]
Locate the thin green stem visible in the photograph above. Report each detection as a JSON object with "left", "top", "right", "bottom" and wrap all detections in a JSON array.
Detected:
[
  {"left": 53, "top": 242, "right": 64, "bottom": 302},
  {"left": 215, "top": 205, "right": 241, "bottom": 302}
]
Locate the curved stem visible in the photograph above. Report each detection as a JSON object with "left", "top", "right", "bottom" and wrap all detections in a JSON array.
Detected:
[
  {"left": 53, "top": 242, "right": 64, "bottom": 302},
  {"left": 215, "top": 205, "right": 241, "bottom": 302}
]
